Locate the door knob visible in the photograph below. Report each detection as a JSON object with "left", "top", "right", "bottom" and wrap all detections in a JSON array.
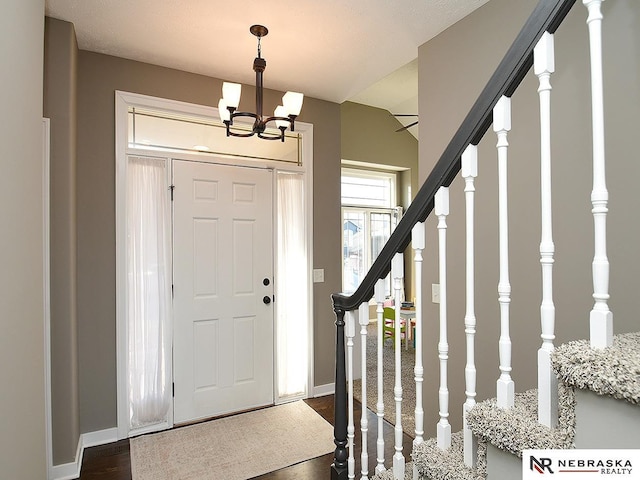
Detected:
[{"left": 263, "top": 296, "right": 271, "bottom": 305}]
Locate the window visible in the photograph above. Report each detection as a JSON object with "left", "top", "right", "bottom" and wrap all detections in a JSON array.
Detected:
[
  {"left": 341, "top": 168, "right": 400, "bottom": 295},
  {"left": 341, "top": 169, "right": 395, "bottom": 208},
  {"left": 127, "top": 106, "right": 302, "bottom": 165}
]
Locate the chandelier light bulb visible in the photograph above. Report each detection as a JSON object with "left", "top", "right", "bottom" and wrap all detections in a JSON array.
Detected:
[
  {"left": 274, "top": 105, "right": 288, "bottom": 129},
  {"left": 218, "top": 99, "right": 230, "bottom": 122},
  {"left": 222, "top": 82, "right": 241, "bottom": 109},
  {"left": 283, "top": 91, "right": 304, "bottom": 116}
]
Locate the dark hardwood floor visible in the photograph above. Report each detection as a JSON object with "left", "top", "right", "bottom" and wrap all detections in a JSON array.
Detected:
[{"left": 79, "top": 395, "right": 414, "bottom": 479}]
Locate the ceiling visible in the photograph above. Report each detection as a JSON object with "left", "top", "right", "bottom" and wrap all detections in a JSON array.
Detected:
[{"left": 45, "top": 0, "right": 489, "bottom": 138}]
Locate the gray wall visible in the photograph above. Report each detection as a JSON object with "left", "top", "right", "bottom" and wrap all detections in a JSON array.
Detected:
[
  {"left": 341, "top": 102, "right": 418, "bottom": 171},
  {"left": 43, "top": 17, "right": 80, "bottom": 465},
  {"left": 43, "top": 19, "right": 341, "bottom": 457},
  {"left": 341, "top": 101, "right": 419, "bottom": 210},
  {"left": 0, "top": 1, "right": 47, "bottom": 478},
  {"left": 72, "top": 50, "right": 341, "bottom": 433},
  {"left": 418, "top": 0, "right": 640, "bottom": 436}
]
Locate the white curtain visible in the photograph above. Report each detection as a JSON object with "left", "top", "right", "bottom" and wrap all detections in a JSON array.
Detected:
[
  {"left": 127, "top": 156, "right": 171, "bottom": 429},
  {"left": 276, "top": 172, "right": 309, "bottom": 399}
]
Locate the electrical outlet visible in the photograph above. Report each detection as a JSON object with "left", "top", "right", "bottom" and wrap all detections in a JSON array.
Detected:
[{"left": 432, "top": 284, "right": 440, "bottom": 303}]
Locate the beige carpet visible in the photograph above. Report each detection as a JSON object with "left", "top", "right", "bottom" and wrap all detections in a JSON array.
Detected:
[{"left": 130, "top": 400, "right": 335, "bottom": 480}]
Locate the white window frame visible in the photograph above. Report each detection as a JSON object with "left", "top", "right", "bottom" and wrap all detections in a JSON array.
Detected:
[
  {"left": 341, "top": 168, "right": 399, "bottom": 295},
  {"left": 341, "top": 167, "right": 397, "bottom": 209}
]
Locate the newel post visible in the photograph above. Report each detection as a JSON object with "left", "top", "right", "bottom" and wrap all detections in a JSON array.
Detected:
[{"left": 331, "top": 304, "right": 348, "bottom": 480}]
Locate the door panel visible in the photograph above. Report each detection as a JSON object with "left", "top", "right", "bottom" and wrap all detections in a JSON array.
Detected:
[{"left": 172, "top": 160, "right": 274, "bottom": 424}]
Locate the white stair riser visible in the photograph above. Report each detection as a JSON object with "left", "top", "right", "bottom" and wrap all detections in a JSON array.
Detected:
[
  {"left": 486, "top": 444, "right": 521, "bottom": 480},
  {"left": 574, "top": 389, "right": 640, "bottom": 449}
]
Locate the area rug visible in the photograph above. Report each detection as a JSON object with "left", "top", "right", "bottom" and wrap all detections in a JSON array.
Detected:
[{"left": 129, "top": 400, "right": 335, "bottom": 480}]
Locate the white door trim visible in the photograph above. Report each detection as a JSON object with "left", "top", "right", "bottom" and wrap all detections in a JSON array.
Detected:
[
  {"left": 43, "top": 118, "right": 54, "bottom": 479},
  {"left": 115, "top": 91, "right": 314, "bottom": 439}
]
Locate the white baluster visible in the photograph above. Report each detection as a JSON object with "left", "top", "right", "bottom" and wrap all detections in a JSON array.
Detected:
[
  {"left": 583, "top": 0, "right": 613, "bottom": 349},
  {"left": 359, "top": 302, "right": 370, "bottom": 480},
  {"left": 412, "top": 222, "right": 425, "bottom": 480},
  {"left": 346, "top": 310, "right": 356, "bottom": 479},
  {"left": 461, "top": 145, "right": 478, "bottom": 466},
  {"left": 534, "top": 31, "right": 559, "bottom": 428},
  {"left": 374, "top": 279, "right": 386, "bottom": 475},
  {"left": 392, "top": 252, "right": 405, "bottom": 479},
  {"left": 435, "top": 187, "right": 451, "bottom": 450},
  {"left": 494, "top": 96, "right": 515, "bottom": 409}
]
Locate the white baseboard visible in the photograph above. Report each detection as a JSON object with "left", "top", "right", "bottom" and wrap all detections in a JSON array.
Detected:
[
  {"left": 313, "top": 383, "right": 335, "bottom": 397},
  {"left": 50, "top": 427, "right": 118, "bottom": 480},
  {"left": 82, "top": 427, "right": 118, "bottom": 449},
  {"left": 49, "top": 437, "right": 82, "bottom": 480}
]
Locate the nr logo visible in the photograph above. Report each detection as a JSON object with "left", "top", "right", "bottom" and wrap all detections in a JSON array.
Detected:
[{"left": 530, "top": 456, "right": 554, "bottom": 474}]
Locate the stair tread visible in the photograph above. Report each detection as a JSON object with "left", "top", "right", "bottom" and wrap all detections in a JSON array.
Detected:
[
  {"left": 371, "top": 462, "right": 416, "bottom": 480},
  {"left": 373, "top": 335, "right": 640, "bottom": 479},
  {"left": 370, "top": 433, "right": 486, "bottom": 480},
  {"left": 411, "top": 431, "right": 486, "bottom": 480},
  {"left": 552, "top": 331, "right": 640, "bottom": 405},
  {"left": 467, "top": 388, "right": 575, "bottom": 458}
]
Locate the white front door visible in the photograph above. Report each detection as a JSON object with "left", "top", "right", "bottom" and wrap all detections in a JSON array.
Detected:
[{"left": 172, "top": 159, "right": 274, "bottom": 424}]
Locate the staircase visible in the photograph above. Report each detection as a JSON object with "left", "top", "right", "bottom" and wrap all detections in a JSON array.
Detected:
[{"left": 329, "top": 1, "right": 639, "bottom": 479}]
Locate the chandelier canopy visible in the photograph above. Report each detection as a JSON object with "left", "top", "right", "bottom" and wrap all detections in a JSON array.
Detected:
[{"left": 218, "top": 25, "right": 304, "bottom": 142}]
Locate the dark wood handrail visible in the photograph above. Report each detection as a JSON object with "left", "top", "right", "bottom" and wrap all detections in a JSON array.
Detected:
[{"left": 331, "top": 0, "right": 576, "bottom": 478}]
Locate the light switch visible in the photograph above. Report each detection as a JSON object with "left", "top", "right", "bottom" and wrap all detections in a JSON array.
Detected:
[
  {"left": 313, "top": 268, "right": 325, "bottom": 283},
  {"left": 432, "top": 284, "right": 440, "bottom": 303}
]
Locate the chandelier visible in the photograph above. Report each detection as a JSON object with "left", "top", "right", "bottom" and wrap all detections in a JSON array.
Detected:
[{"left": 218, "top": 25, "right": 304, "bottom": 142}]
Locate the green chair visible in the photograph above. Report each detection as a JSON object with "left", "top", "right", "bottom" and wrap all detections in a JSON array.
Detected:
[{"left": 382, "top": 306, "right": 407, "bottom": 347}]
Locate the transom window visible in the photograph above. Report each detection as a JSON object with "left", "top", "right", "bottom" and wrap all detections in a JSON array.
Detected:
[{"left": 341, "top": 168, "right": 395, "bottom": 208}]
